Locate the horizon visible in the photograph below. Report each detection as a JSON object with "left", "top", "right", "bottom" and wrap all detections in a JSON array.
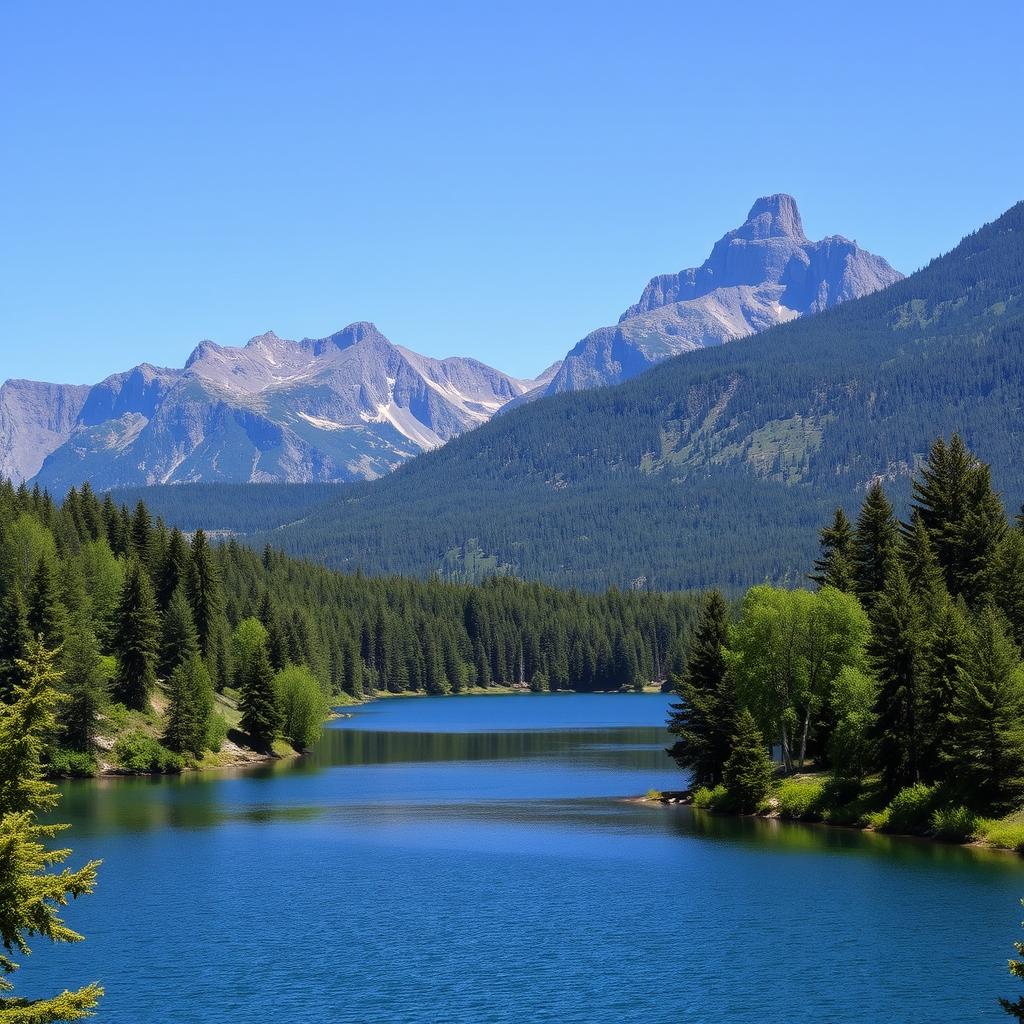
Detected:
[{"left": 3, "top": 1, "right": 1023, "bottom": 384}]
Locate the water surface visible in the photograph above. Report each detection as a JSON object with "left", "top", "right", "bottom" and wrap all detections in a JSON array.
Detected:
[{"left": 27, "top": 694, "right": 1024, "bottom": 1022}]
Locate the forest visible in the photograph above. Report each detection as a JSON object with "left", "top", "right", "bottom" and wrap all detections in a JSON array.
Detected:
[
  {"left": 122, "top": 200, "right": 1024, "bottom": 593},
  {"left": 0, "top": 478, "right": 701, "bottom": 777},
  {"left": 667, "top": 434, "right": 1024, "bottom": 850}
]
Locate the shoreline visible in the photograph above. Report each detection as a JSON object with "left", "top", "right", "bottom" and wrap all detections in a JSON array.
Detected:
[{"left": 637, "top": 789, "right": 1024, "bottom": 858}]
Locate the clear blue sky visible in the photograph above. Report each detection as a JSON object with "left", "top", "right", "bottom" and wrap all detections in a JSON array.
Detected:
[{"left": 2, "top": 0, "right": 1022, "bottom": 383}]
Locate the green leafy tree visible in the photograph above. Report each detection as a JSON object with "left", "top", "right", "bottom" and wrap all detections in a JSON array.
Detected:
[
  {"left": 231, "top": 618, "right": 269, "bottom": 690},
  {"left": 828, "top": 666, "right": 877, "bottom": 783},
  {"left": 239, "top": 645, "right": 281, "bottom": 752},
  {"left": 162, "top": 656, "right": 214, "bottom": 758},
  {"left": 722, "top": 709, "right": 775, "bottom": 812},
  {"left": 810, "top": 507, "right": 855, "bottom": 592},
  {"left": 0, "top": 639, "right": 102, "bottom": 1020},
  {"left": 273, "top": 665, "right": 328, "bottom": 750},
  {"left": 667, "top": 591, "right": 735, "bottom": 786},
  {"left": 728, "top": 585, "right": 869, "bottom": 772},
  {"left": 111, "top": 559, "right": 160, "bottom": 711},
  {"left": 944, "top": 608, "right": 1024, "bottom": 813}
]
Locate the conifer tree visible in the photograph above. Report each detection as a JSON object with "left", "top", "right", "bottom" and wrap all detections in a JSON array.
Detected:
[
  {"left": 0, "top": 639, "right": 102, "bottom": 1019},
  {"left": 239, "top": 644, "right": 281, "bottom": 752},
  {"left": 187, "top": 529, "right": 227, "bottom": 685},
  {"left": 667, "top": 591, "right": 735, "bottom": 786},
  {"left": 0, "top": 584, "right": 31, "bottom": 701},
  {"left": 27, "top": 554, "right": 66, "bottom": 649},
  {"left": 163, "top": 655, "right": 214, "bottom": 757},
  {"left": 160, "top": 585, "right": 200, "bottom": 679},
  {"left": 918, "top": 599, "right": 971, "bottom": 781},
  {"left": 722, "top": 709, "right": 774, "bottom": 812},
  {"left": 870, "top": 564, "right": 926, "bottom": 795},
  {"left": 130, "top": 501, "right": 154, "bottom": 571},
  {"left": 852, "top": 482, "right": 899, "bottom": 608},
  {"left": 810, "top": 507, "right": 855, "bottom": 592},
  {"left": 995, "top": 530, "right": 1024, "bottom": 650},
  {"left": 59, "top": 617, "right": 109, "bottom": 752},
  {"left": 944, "top": 608, "right": 1024, "bottom": 813},
  {"left": 112, "top": 558, "right": 160, "bottom": 711},
  {"left": 156, "top": 527, "right": 191, "bottom": 610}
]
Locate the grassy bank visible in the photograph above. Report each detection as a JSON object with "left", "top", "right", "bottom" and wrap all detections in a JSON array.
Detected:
[{"left": 645, "top": 773, "right": 1024, "bottom": 856}]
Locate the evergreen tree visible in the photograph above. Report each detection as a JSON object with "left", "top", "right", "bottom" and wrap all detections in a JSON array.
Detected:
[
  {"left": 187, "top": 529, "right": 227, "bottom": 685},
  {"left": 160, "top": 585, "right": 200, "bottom": 679},
  {"left": 27, "top": 554, "right": 65, "bottom": 649},
  {"left": 810, "top": 507, "right": 855, "bottom": 591},
  {"left": 852, "top": 483, "right": 899, "bottom": 607},
  {"left": 162, "top": 655, "right": 214, "bottom": 758},
  {"left": 0, "top": 639, "right": 103, "bottom": 1019},
  {"left": 870, "top": 564, "right": 926, "bottom": 795},
  {"left": 995, "top": 529, "right": 1024, "bottom": 650},
  {"left": 667, "top": 591, "right": 735, "bottom": 786},
  {"left": 112, "top": 558, "right": 160, "bottom": 711},
  {"left": 239, "top": 644, "right": 281, "bottom": 752},
  {"left": 0, "top": 583, "right": 31, "bottom": 701},
  {"left": 130, "top": 500, "right": 154, "bottom": 571},
  {"left": 59, "top": 617, "right": 109, "bottom": 752},
  {"left": 944, "top": 608, "right": 1024, "bottom": 813},
  {"left": 156, "top": 527, "right": 191, "bottom": 610},
  {"left": 722, "top": 709, "right": 775, "bottom": 812}
]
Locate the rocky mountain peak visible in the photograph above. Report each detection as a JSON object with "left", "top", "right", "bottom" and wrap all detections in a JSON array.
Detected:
[
  {"left": 738, "top": 194, "right": 807, "bottom": 242},
  {"left": 184, "top": 339, "right": 223, "bottom": 368}
]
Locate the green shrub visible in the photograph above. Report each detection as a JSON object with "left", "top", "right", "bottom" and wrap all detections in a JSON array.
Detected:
[
  {"left": 646, "top": 789, "right": 663, "bottom": 801},
  {"left": 930, "top": 805, "right": 979, "bottom": 842},
  {"left": 104, "top": 701, "right": 130, "bottom": 733},
  {"left": 113, "top": 731, "right": 182, "bottom": 774},
  {"left": 206, "top": 712, "right": 229, "bottom": 753},
  {"left": 692, "top": 784, "right": 729, "bottom": 810},
  {"left": 872, "top": 783, "right": 939, "bottom": 833},
  {"left": 776, "top": 779, "right": 826, "bottom": 820},
  {"left": 47, "top": 747, "right": 98, "bottom": 778},
  {"left": 977, "top": 818, "right": 1024, "bottom": 852}
]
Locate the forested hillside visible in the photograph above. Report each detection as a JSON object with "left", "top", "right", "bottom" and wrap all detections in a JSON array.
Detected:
[
  {"left": 0, "top": 480, "right": 700, "bottom": 776},
  {"left": 124, "top": 200, "right": 1024, "bottom": 592}
]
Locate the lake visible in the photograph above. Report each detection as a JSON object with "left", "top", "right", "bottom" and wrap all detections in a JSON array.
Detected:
[{"left": 26, "top": 693, "right": 1024, "bottom": 1022}]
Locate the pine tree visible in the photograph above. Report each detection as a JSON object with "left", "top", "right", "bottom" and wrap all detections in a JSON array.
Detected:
[
  {"left": 59, "top": 617, "right": 109, "bottom": 752},
  {"left": 160, "top": 585, "right": 200, "bottom": 679},
  {"left": 852, "top": 482, "right": 899, "bottom": 608},
  {"left": 722, "top": 709, "right": 774, "bottom": 812},
  {"left": 187, "top": 529, "right": 227, "bottom": 685},
  {"left": 810, "top": 507, "right": 855, "bottom": 592},
  {"left": 162, "top": 655, "right": 214, "bottom": 757},
  {"left": 995, "top": 530, "right": 1024, "bottom": 650},
  {"left": 0, "top": 638, "right": 103, "bottom": 1019},
  {"left": 667, "top": 591, "right": 735, "bottom": 786},
  {"left": 130, "top": 500, "right": 154, "bottom": 571},
  {"left": 944, "top": 608, "right": 1024, "bottom": 813},
  {"left": 870, "top": 563, "right": 926, "bottom": 795},
  {"left": 0, "top": 584, "right": 31, "bottom": 701},
  {"left": 112, "top": 558, "right": 160, "bottom": 711},
  {"left": 239, "top": 644, "right": 281, "bottom": 752},
  {"left": 918, "top": 599, "right": 970, "bottom": 782},
  {"left": 156, "top": 527, "right": 191, "bottom": 610},
  {"left": 27, "top": 554, "right": 66, "bottom": 649}
]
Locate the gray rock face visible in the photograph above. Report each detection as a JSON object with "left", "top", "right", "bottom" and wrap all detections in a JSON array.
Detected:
[
  {"left": 0, "top": 323, "right": 550, "bottom": 489},
  {"left": 539, "top": 194, "right": 903, "bottom": 397}
]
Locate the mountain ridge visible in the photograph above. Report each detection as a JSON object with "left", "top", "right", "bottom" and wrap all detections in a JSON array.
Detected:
[{"left": 0, "top": 323, "right": 551, "bottom": 489}]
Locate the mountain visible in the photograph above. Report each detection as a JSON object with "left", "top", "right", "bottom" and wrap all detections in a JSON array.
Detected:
[
  {"left": 513, "top": 194, "right": 902, "bottom": 403},
  {"left": 0, "top": 323, "right": 551, "bottom": 489},
  {"left": 123, "top": 200, "right": 1024, "bottom": 592}
]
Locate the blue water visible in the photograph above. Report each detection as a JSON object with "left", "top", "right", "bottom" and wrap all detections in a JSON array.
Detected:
[{"left": 25, "top": 693, "right": 1024, "bottom": 1022}]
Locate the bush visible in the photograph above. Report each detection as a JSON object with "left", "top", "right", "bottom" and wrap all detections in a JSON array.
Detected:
[
  {"left": 104, "top": 701, "right": 130, "bottom": 733},
  {"left": 113, "top": 731, "right": 182, "bottom": 774},
  {"left": 48, "top": 747, "right": 98, "bottom": 778},
  {"left": 206, "top": 712, "right": 229, "bottom": 752},
  {"left": 692, "top": 784, "right": 729, "bottom": 810},
  {"left": 776, "top": 779, "right": 826, "bottom": 820},
  {"left": 930, "top": 805, "right": 979, "bottom": 842},
  {"left": 977, "top": 818, "right": 1024, "bottom": 852},
  {"left": 871, "top": 783, "right": 939, "bottom": 833}
]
